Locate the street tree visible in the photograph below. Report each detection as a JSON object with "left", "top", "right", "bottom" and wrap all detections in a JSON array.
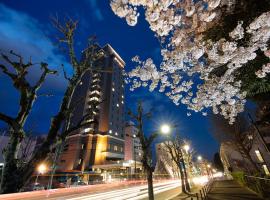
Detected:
[
  {"left": 0, "top": 18, "right": 107, "bottom": 193},
  {"left": 213, "top": 152, "right": 224, "bottom": 172},
  {"left": 0, "top": 51, "right": 57, "bottom": 193},
  {"left": 128, "top": 102, "right": 158, "bottom": 200},
  {"left": 210, "top": 113, "right": 260, "bottom": 173},
  {"left": 163, "top": 134, "right": 191, "bottom": 194}
]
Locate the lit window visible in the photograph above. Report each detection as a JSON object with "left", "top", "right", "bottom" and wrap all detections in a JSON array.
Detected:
[
  {"left": 109, "top": 130, "right": 112, "bottom": 134},
  {"left": 114, "top": 145, "right": 118, "bottom": 151},
  {"left": 262, "top": 165, "right": 270, "bottom": 175},
  {"left": 117, "top": 104, "right": 119, "bottom": 107},
  {"left": 91, "top": 90, "right": 100, "bottom": 95},
  {"left": 90, "top": 97, "right": 99, "bottom": 101},
  {"left": 121, "top": 95, "right": 124, "bottom": 98},
  {"left": 115, "top": 132, "right": 118, "bottom": 136},
  {"left": 79, "top": 81, "right": 83, "bottom": 85},
  {"left": 255, "top": 150, "right": 264, "bottom": 163},
  {"left": 112, "top": 88, "right": 115, "bottom": 92},
  {"left": 84, "top": 128, "right": 91, "bottom": 133},
  {"left": 133, "top": 134, "right": 136, "bottom": 138},
  {"left": 121, "top": 101, "right": 124, "bottom": 104},
  {"left": 78, "top": 159, "right": 82, "bottom": 164}
]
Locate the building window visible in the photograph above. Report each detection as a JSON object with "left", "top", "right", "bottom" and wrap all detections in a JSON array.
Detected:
[
  {"left": 61, "top": 160, "right": 66, "bottom": 163},
  {"left": 262, "top": 165, "right": 270, "bottom": 175},
  {"left": 255, "top": 150, "right": 264, "bottom": 163},
  {"left": 84, "top": 128, "right": 91, "bottom": 133},
  {"left": 78, "top": 159, "right": 82, "bottom": 164},
  {"left": 109, "top": 130, "right": 112, "bottom": 134},
  {"left": 90, "top": 97, "right": 99, "bottom": 101},
  {"left": 112, "top": 88, "right": 115, "bottom": 92},
  {"left": 120, "top": 147, "right": 123, "bottom": 152},
  {"left": 114, "top": 145, "right": 118, "bottom": 151},
  {"left": 116, "top": 103, "right": 119, "bottom": 107},
  {"left": 121, "top": 101, "right": 124, "bottom": 104},
  {"left": 115, "top": 132, "right": 118, "bottom": 136}
]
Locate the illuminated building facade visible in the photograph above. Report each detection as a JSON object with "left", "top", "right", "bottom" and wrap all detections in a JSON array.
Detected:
[
  {"left": 58, "top": 44, "right": 125, "bottom": 173},
  {"left": 124, "top": 121, "right": 143, "bottom": 173}
]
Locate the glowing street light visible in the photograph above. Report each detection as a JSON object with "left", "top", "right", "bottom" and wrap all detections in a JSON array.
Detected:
[
  {"left": 35, "top": 163, "right": 47, "bottom": 184},
  {"left": 197, "top": 156, "right": 202, "bottom": 161},
  {"left": 183, "top": 144, "right": 190, "bottom": 152},
  {"left": 38, "top": 164, "right": 47, "bottom": 174},
  {"left": 160, "top": 124, "right": 171, "bottom": 135}
]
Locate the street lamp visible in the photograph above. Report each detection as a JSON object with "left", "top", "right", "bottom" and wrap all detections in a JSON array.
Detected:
[
  {"left": 183, "top": 144, "right": 190, "bottom": 152},
  {"left": 35, "top": 163, "right": 47, "bottom": 185},
  {"left": 197, "top": 156, "right": 202, "bottom": 161},
  {"left": 160, "top": 124, "right": 171, "bottom": 135}
]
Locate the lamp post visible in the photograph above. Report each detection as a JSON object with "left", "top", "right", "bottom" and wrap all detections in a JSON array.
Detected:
[{"left": 35, "top": 164, "right": 47, "bottom": 185}]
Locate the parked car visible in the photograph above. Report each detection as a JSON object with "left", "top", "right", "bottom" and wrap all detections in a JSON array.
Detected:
[
  {"left": 21, "top": 183, "right": 45, "bottom": 191},
  {"left": 70, "top": 181, "right": 87, "bottom": 187}
]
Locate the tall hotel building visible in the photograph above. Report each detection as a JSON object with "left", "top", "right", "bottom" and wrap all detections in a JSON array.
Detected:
[{"left": 58, "top": 44, "right": 125, "bottom": 173}]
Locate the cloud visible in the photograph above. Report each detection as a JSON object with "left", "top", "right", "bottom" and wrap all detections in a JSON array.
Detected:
[
  {"left": 0, "top": 3, "right": 69, "bottom": 92},
  {"left": 86, "top": 0, "right": 104, "bottom": 21},
  {"left": 0, "top": 3, "right": 70, "bottom": 132}
]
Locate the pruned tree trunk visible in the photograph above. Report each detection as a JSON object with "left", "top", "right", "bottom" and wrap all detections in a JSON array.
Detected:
[
  {"left": 177, "top": 164, "right": 187, "bottom": 194},
  {"left": 146, "top": 168, "right": 154, "bottom": 200},
  {"left": 181, "top": 158, "right": 191, "bottom": 192}
]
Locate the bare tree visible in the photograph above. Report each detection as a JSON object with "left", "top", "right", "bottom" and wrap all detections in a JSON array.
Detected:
[
  {"left": 0, "top": 50, "right": 57, "bottom": 193},
  {"left": 210, "top": 113, "right": 260, "bottom": 174},
  {"left": 128, "top": 102, "right": 158, "bottom": 200},
  {"left": 0, "top": 17, "right": 110, "bottom": 193},
  {"left": 163, "top": 134, "right": 191, "bottom": 194}
]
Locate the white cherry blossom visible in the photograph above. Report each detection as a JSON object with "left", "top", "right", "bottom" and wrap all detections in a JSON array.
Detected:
[{"left": 110, "top": 0, "right": 270, "bottom": 123}]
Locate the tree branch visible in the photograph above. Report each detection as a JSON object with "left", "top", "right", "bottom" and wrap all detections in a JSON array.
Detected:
[
  {"left": 0, "top": 64, "right": 16, "bottom": 80},
  {"left": 0, "top": 112, "right": 15, "bottom": 127},
  {"left": 33, "top": 62, "right": 57, "bottom": 92},
  {"left": 61, "top": 64, "right": 71, "bottom": 82}
]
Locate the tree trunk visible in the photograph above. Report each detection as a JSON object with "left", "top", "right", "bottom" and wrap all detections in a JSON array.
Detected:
[
  {"left": 146, "top": 169, "right": 154, "bottom": 200},
  {"left": 178, "top": 164, "right": 187, "bottom": 194},
  {"left": 0, "top": 133, "right": 22, "bottom": 193},
  {"left": 181, "top": 159, "right": 191, "bottom": 192}
]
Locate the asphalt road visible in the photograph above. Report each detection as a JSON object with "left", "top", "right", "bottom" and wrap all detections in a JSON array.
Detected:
[{"left": 0, "top": 180, "right": 181, "bottom": 200}]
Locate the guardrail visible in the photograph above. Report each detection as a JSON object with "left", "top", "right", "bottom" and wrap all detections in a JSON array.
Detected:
[
  {"left": 244, "top": 175, "right": 270, "bottom": 198},
  {"left": 190, "top": 178, "right": 214, "bottom": 200}
]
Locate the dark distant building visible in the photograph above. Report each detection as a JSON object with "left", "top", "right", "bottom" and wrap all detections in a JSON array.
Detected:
[{"left": 58, "top": 44, "right": 125, "bottom": 174}]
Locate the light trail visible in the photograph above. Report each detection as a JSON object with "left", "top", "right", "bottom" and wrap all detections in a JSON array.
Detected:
[{"left": 65, "top": 180, "right": 181, "bottom": 200}]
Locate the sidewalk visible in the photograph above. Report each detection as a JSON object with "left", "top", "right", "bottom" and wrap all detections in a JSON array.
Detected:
[{"left": 207, "top": 180, "right": 264, "bottom": 200}]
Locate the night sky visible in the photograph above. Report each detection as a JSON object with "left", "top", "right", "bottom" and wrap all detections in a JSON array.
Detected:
[{"left": 0, "top": 0, "right": 219, "bottom": 160}]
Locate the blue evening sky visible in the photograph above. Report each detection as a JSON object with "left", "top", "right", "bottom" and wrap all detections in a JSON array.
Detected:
[{"left": 0, "top": 0, "right": 219, "bottom": 160}]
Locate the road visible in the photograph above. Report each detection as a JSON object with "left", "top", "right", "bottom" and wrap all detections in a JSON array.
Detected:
[{"left": 0, "top": 180, "right": 181, "bottom": 200}]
